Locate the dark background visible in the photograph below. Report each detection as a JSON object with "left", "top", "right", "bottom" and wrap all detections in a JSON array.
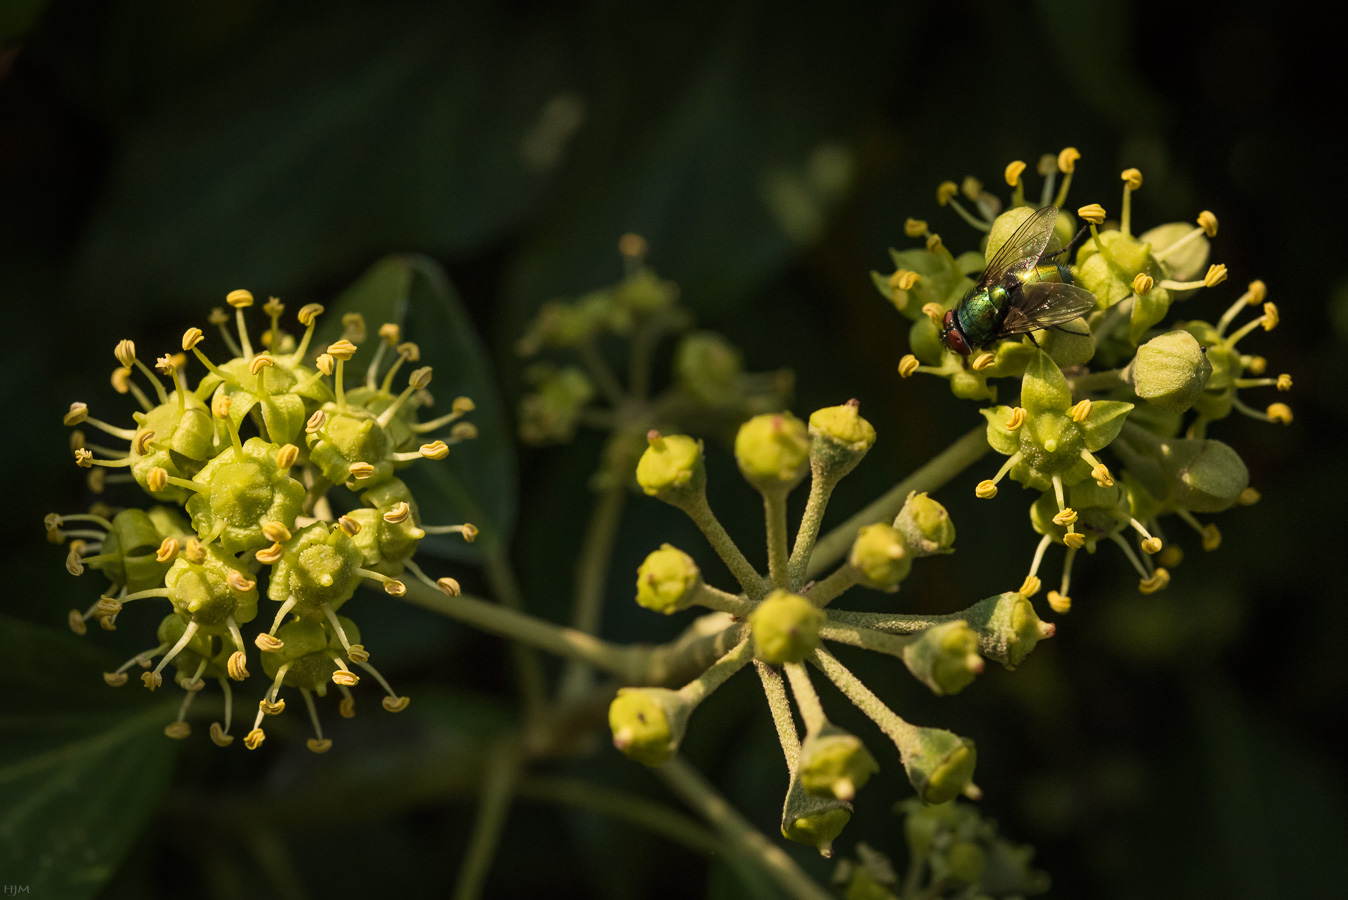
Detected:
[{"left": 3, "top": 0, "right": 1345, "bottom": 897}]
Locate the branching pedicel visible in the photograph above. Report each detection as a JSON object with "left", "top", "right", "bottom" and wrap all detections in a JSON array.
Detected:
[{"left": 50, "top": 293, "right": 478, "bottom": 751}]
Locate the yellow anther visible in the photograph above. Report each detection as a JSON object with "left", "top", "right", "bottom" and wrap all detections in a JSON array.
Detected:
[
  {"left": 1036, "top": 154, "right": 1056, "bottom": 176},
  {"left": 382, "top": 696, "right": 411, "bottom": 713},
  {"left": 155, "top": 355, "right": 174, "bottom": 375},
  {"left": 1120, "top": 168, "right": 1143, "bottom": 190},
  {"left": 338, "top": 515, "right": 361, "bottom": 536},
  {"left": 184, "top": 537, "right": 206, "bottom": 564},
  {"left": 226, "top": 570, "right": 257, "bottom": 592},
  {"left": 1132, "top": 272, "right": 1154, "bottom": 295},
  {"left": 1247, "top": 280, "right": 1267, "bottom": 304},
  {"left": 141, "top": 671, "right": 162, "bottom": 691},
  {"left": 1018, "top": 575, "right": 1041, "bottom": 597},
  {"left": 146, "top": 467, "right": 168, "bottom": 493},
  {"left": 255, "top": 542, "right": 284, "bottom": 565},
  {"left": 208, "top": 307, "right": 229, "bottom": 325},
  {"left": 111, "top": 367, "right": 131, "bottom": 394},
  {"left": 327, "top": 338, "right": 358, "bottom": 361},
  {"left": 1203, "top": 263, "right": 1228, "bottom": 288},
  {"left": 68, "top": 610, "right": 88, "bottom": 635},
  {"left": 1057, "top": 147, "right": 1080, "bottom": 174},
  {"left": 618, "top": 232, "right": 648, "bottom": 258},
  {"left": 937, "top": 181, "right": 959, "bottom": 205},
  {"left": 1267, "top": 402, "right": 1293, "bottom": 424},
  {"left": 307, "top": 738, "right": 334, "bottom": 754},
  {"left": 1063, "top": 532, "right": 1086, "bottom": 550},
  {"left": 1138, "top": 568, "right": 1170, "bottom": 595},
  {"left": 133, "top": 429, "right": 155, "bottom": 455},
  {"left": 889, "top": 269, "right": 921, "bottom": 291},
  {"left": 315, "top": 354, "right": 335, "bottom": 376},
  {"left": 1047, "top": 591, "right": 1072, "bottom": 614},
  {"left": 375, "top": 323, "right": 401, "bottom": 347},
  {"left": 96, "top": 595, "right": 122, "bottom": 617},
  {"left": 975, "top": 480, "right": 998, "bottom": 500},
  {"left": 452, "top": 396, "right": 476, "bottom": 415},
  {"left": 925, "top": 233, "right": 943, "bottom": 252},
  {"left": 339, "top": 697, "right": 356, "bottom": 718},
  {"left": 450, "top": 422, "right": 479, "bottom": 441},
  {"left": 63, "top": 402, "right": 89, "bottom": 426},
  {"left": 155, "top": 537, "right": 179, "bottom": 563},
  {"left": 255, "top": 632, "right": 284, "bottom": 651},
  {"left": 349, "top": 462, "right": 377, "bottom": 480},
  {"left": 383, "top": 579, "right": 407, "bottom": 597},
  {"left": 961, "top": 175, "right": 983, "bottom": 200},
  {"left": 114, "top": 339, "right": 137, "bottom": 368},
  {"left": 263, "top": 297, "right": 284, "bottom": 317},
  {"left": 98, "top": 616, "right": 117, "bottom": 632},
  {"left": 1200, "top": 523, "right": 1222, "bottom": 552},
  {"left": 1069, "top": 399, "right": 1093, "bottom": 422},
  {"left": 921, "top": 302, "right": 944, "bottom": 326},
  {"left": 437, "top": 577, "right": 462, "bottom": 596},
  {"left": 244, "top": 728, "right": 265, "bottom": 750},
  {"left": 1077, "top": 203, "right": 1106, "bottom": 225},
  {"left": 1091, "top": 464, "right": 1113, "bottom": 487},
  {"left": 971, "top": 352, "right": 995, "bottom": 371},
  {"left": 1276, "top": 373, "right": 1292, "bottom": 391},
  {"left": 297, "top": 303, "right": 324, "bottom": 326},
  {"left": 74, "top": 447, "right": 94, "bottom": 468},
  {"left": 226, "top": 289, "right": 254, "bottom": 308},
  {"left": 396, "top": 341, "right": 421, "bottom": 361},
  {"left": 1246, "top": 355, "right": 1267, "bottom": 375},
  {"left": 1004, "top": 160, "right": 1026, "bottom": 186},
  {"left": 332, "top": 670, "right": 360, "bottom": 687},
  {"left": 461, "top": 524, "right": 479, "bottom": 543},
  {"left": 103, "top": 671, "right": 128, "bottom": 687},
  {"left": 65, "top": 547, "right": 84, "bottom": 576},
  {"left": 420, "top": 440, "right": 450, "bottom": 460},
  {"left": 347, "top": 644, "right": 369, "bottom": 664},
  {"left": 210, "top": 723, "right": 235, "bottom": 747},
  {"left": 1261, "top": 301, "right": 1279, "bottom": 330},
  {"left": 1052, "top": 508, "right": 1079, "bottom": 527},
  {"left": 1006, "top": 407, "right": 1027, "bottom": 431},
  {"left": 339, "top": 313, "right": 367, "bottom": 343},
  {"left": 248, "top": 354, "right": 274, "bottom": 375},
  {"left": 408, "top": 366, "right": 433, "bottom": 390},
  {"left": 1238, "top": 487, "right": 1261, "bottom": 506},
  {"left": 163, "top": 721, "right": 191, "bottom": 740},
  {"left": 211, "top": 393, "right": 232, "bottom": 419},
  {"left": 896, "top": 355, "right": 920, "bottom": 379},
  {"left": 262, "top": 521, "right": 292, "bottom": 543},
  {"left": 181, "top": 327, "right": 205, "bottom": 351},
  {"left": 1159, "top": 545, "right": 1183, "bottom": 568},
  {"left": 228, "top": 651, "right": 250, "bottom": 681},
  {"left": 1141, "top": 537, "right": 1162, "bottom": 555},
  {"left": 275, "top": 443, "right": 299, "bottom": 469},
  {"left": 383, "top": 502, "right": 411, "bottom": 524},
  {"left": 305, "top": 410, "right": 327, "bottom": 434},
  {"left": 1197, "top": 210, "right": 1218, "bottom": 237},
  {"left": 904, "top": 218, "right": 928, "bottom": 238},
  {"left": 259, "top": 698, "right": 286, "bottom": 716}
]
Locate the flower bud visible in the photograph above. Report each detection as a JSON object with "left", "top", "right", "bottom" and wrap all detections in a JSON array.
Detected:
[
  {"left": 734, "top": 413, "right": 810, "bottom": 492},
  {"left": 608, "top": 687, "right": 689, "bottom": 767},
  {"left": 616, "top": 269, "right": 678, "bottom": 313},
  {"left": 634, "top": 544, "right": 702, "bottom": 614},
  {"left": 781, "top": 780, "right": 852, "bottom": 857},
  {"left": 893, "top": 492, "right": 955, "bottom": 556},
  {"left": 1160, "top": 437, "right": 1250, "bottom": 513},
  {"left": 902, "top": 727, "right": 977, "bottom": 805},
  {"left": 635, "top": 432, "right": 705, "bottom": 501},
  {"left": 901, "top": 621, "right": 983, "bottom": 696},
  {"left": 1126, "top": 330, "right": 1213, "bottom": 413},
  {"left": 945, "top": 842, "right": 986, "bottom": 884},
  {"left": 808, "top": 401, "right": 876, "bottom": 482},
  {"left": 750, "top": 590, "right": 825, "bottom": 664},
  {"left": 674, "top": 332, "right": 744, "bottom": 407},
  {"left": 798, "top": 724, "right": 879, "bottom": 802},
  {"left": 961, "top": 592, "right": 1055, "bottom": 669},
  {"left": 848, "top": 524, "right": 911, "bottom": 592}
]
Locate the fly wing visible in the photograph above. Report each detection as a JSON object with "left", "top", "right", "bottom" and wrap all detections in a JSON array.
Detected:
[
  {"left": 997, "top": 282, "right": 1098, "bottom": 335},
  {"left": 976, "top": 205, "right": 1060, "bottom": 289}
]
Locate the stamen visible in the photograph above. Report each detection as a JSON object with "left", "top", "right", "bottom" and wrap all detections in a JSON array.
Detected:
[
  {"left": 244, "top": 728, "right": 265, "bottom": 750},
  {"left": 337, "top": 515, "right": 361, "bottom": 536},
  {"left": 1119, "top": 168, "right": 1142, "bottom": 236},
  {"left": 1005, "top": 160, "right": 1026, "bottom": 206},
  {"left": 262, "top": 595, "right": 297, "bottom": 646},
  {"left": 356, "top": 660, "right": 409, "bottom": 711},
  {"left": 904, "top": 218, "right": 928, "bottom": 238},
  {"left": 148, "top": 619, "right": 200, "bottom": 685},
  {"left": 323, "top": 606, "right": 367, "bottom": 662},
  {"left": 302, "top": 689, "right": 332, "bottom": 753},
  {"left": 226, "top": 289, "right": 256, "bottom": 359},
  {"left": 337, "top": 685, "right": 356, "bottom": 718},
  {"left": 1077, "top": 203, "right": 1106, "bottom": 225},
  {"left": 1053, "top": 147, "right": 1080, "bottom": 208},
  {"left": 936, "top": 181, "right": 958, "bottom": 206},
  {"left": 1006, "top": 407, "right": 1027, "bottom": 431},
  {"left": 971, "top": 352, "right": 995, "bottom": 371},
  {"left": 1069, "top": 399, "right": 1093, "bottom": 422},
  {"left": 898, "top": 355, "right": 920, "bottom": 378},
  {"left": 1139, "top": 568, "right": 1170, "bottom": 594},
  {"left": 331, "top": 658, "right": 360, "bottom": 687},
  {"left": 255, "top": 543, "right": 284, "bottom": 565},
  {"left": 155, "top": 537, "right": 179, "bottom": 563},
  {"left": 1132, "top": 273, "right": 1154, "bottom": 296},
  {"left": 1017, "top": 574, "right": 1041, "bottom": 597}
]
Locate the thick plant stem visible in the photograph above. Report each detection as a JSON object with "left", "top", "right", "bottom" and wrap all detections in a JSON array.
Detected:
[
  {"left": 803, "top": 563, "right": 861, "bottom": 608},
  {"left": 679, "top": 638, "right": 754, "bottom": 705},
  {"left": 807, "top": 425, "right": 989, "bottom": 580},
  {"left": 693, "top": 585, "right": 755, "bottom": 617},
  {"left": 810, "top": 646, "right": 917, "bottom": 751},
  {"left": 658, "top": 756, "right": 836, "bottom": 900},
  {"left": 484, "top": 550, "right": 550, "bottom": 716},
  {"left": 764, "top": 490, "right": 790, "bottom": 589},
  {"left": 786, "top": 472, "right": 837, "bottom": 589},
  {"left": 783, "top": 662, "right": 826, "bottom": 734},
  {"left": 755, "top": 660, "right": 801, "bottom": 769},
  {"left": 819, "top": 621, "right": 914, "bottom": 659},
  {"left": 826, "top": 608, "right": 951, "bottom": 634},
  {"left": 680, "top": 493, "right": 765, "bottom": 597},
  {"left": 558, "top": 484, "right": 628, "bottom": 701},
  {"left": 452, "top": 743, "right": 520, "bottom": 900}
]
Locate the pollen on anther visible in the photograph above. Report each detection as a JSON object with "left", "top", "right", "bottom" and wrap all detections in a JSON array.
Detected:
[
  {"left": 904, "top": 218, "right": 928, "bottom": 238},
  {"left": 1077, "top": 204, "right": 1106, "bottom": 225},
  {"left": 226, "top": 289, "right": 255, "bottom": 308},
  {"left": 937, "top": 181, "right": 958, "bottom": 206},
  {"left": 315, "top": 354, "right": 335, "bottom": 376},
  {"left": 1120, "top": 168, "right": 1143, "bottom": 190},
  {"left": 226, "top": 570, "right": 256, "bottom": 592},
  {"left": 135, "top": 430, "right": 156, "bottom": 455},
  {"left": 1006, "top": 407, "right": 1027, "bottom": 431},
  {"left": 211, "top": 394, "right": 232, "bottom": 419},
  {"left": 1047, "top": 591, "right": 1071, "bottom": 614},
  {"left": 898, "top": 355, "right": 920, "bottom": 378},
  {"left": 1004, "top": 160, "right": 1026, "bottom": 186},
  {"left": 975, "top": 480, "right": 998, "bottom": 500},
  {"left": 921, "top": 302, "right": 944, "bottom": 326},
  {"left": 297, "top": 303, "right": 324, "bottom": 326},
  {"left": 1057, "top": 147, "right": 1080, "bottom": 174},
  {"left": 327, "top": 339, "right": 358, "bottom": 361},
  {"left": 114, "top": 339, "right": 137, "bottom": 368},
  {"left": 1267, "top": 402, "right": 1293, "bottom": 425},
  {"left": 438, "top": 577, "right": 462, "bottom": 596},
  {"left": 248, "top": 355, "right": 275, "bottom": 375},
  {"left": 1261, "top": 302, "right": 1279, "bottom": 331},
  {"left": 349, "top": 462, "right": 377, "bottom": 480},
  {"left": 244, "top": 728, "right": 266, "bottom": 750},
  {"left": 420, "top": 440, "right": 450, "bottom": 460},
  {"left": 889, "top": 269, "right": 920, "bottom": 291},
  {"left": 1204, "top": 264, "right": 1228, "bottom": 288},
  {"left": 276, "top": 443, "right": 299, "bottom": 469},
  {"left": 1018, "top": 575, "right": 1041, "bottom": 597},
  {"left": 971, "top": 352, "right": 995, "bottom": 371},
  {"left": 383, "top": 502, "right": 411, "bottom": 524},
  {"left": 146, "top": 467, "right": 169, "bottom": 493},
  {"left": 1197, "top": 210, "right": 1218, "bottom": 237},
  {"left": 1063, "top": 533, "right": 1086, "bottom": 549},
  {"left": 1070, "top": 399, "right": 1093, "bottom": 422},
  {"left": 383, "top": 580, "right": 407, "bottom": 597},
  {"left": 1132, "top": 273, "right": 1154, "bottom": 296},
  {"left": 461, "top": 524, "right": 479, "bottom": 543},
  {"left": 1277, "top": 373, "right": 1292, "bottom": 391},
  {"left": 305, "top": 410, "right": 327, "bottom": 434},
  {"left": 262, "top": 521, "right": 292, "bottom": 543},
  {"left": 1141, "top": 537, "right": 1162, "bottom": 555},
  {"left": 156, "top": 537, "right": 179, "bottom": 563},
  {"left": 338, "top": 515, "right": 361, "bottom": 536},
  {"left": 64, "top": 402, "right": 89, "bottom": 426}
]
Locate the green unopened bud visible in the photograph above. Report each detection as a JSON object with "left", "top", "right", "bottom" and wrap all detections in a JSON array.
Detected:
[
  {"left": 808, "top": 401, "right": 876, "bottom": 482},
  {"left": 893, "top": 492, "right": 955, "bottom": 556},
  {"left": 782, "top": 780, "right": 852, "bottom": 857},
  {"left": 675, "top": 332, "right": 745, "bottom": 407},
  {"left": 735, "top": 412, "right": 810, "bottom": 492},
  {"left": 1039, "top": 319, "right": 1096, "bottom": 369},
  {"left": 1126, "top": 330, "right": 1213, "bottom": 413},
  {"left": 616, "top": 269, "right": 678, "bottom": 313},
  {"left": 799, "top": 724, "right": 880, "bottom": 801},
  {"left": 518, "top": 365, "right": 595, "bottom": 445},
  {"left": 848, "top": 524, "right": 911, "bottom": 592},
  {"left": 961, "top": 592, "right": 1055, "bottom": 669},
  {"left": 902, "top": 621, "right": 983, "bottom": 696},
  {"left": 750, "top": 590, "right": 825, "bottom": 664},
  {"left": 903, "top": 727, "right": 976, "bottom": 805},
  {"left": 608, "top": 687, "right": 690, "bottom": 767},
  {"left": 635, "top": 432, "right": 704, "bottom": 501},
  {"left": 635, "top": 544, "right": 702, "bottom": 614},
  {"left": 944, "top": 841, "right": 986, "bottom": 884},
  {"left": 1160, "top": 437, "right": 1250, "bottom": 512}
]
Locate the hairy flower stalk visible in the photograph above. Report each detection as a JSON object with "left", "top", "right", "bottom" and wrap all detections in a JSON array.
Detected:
[{"left": 52, "top": 294, "right": 478, "bottom": 748}]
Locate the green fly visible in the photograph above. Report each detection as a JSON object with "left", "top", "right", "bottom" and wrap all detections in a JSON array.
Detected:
[{"left": 939, "top": 205, "right": 1097, "bottom": 357}]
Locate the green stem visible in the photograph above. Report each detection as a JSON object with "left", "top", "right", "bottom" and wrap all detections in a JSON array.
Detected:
[
  {"left": 807, "top": 425, "right": 989, "bottom": 580},
  {"left": 558, "top": 484, "right": 629, "bottom": 700},
  {"left": 810, "top": 646, "right": 917, "bottom": 751},
  {"left": 826, "top": 608, "right": 952, "bottom": 634},
  {"left": 658, "top": 757, "right": 836, "bottom": 900},
  {"left": 680, "top": 493, "right": 765, "bottom": 597},
  {"left": 579, "top": 340, "right": 628, "bottom": 408},
  {"left": 484, "top": 550, "right": 550, "bottom": 716},
  {"left": 803, "top": 563, "right": 861, "bottom": 608},
  {"left": 786, "top": 471, "right": 837, "bottom": 590},
  {"left": 819, "top": 621, "right": 915, "bottom": 659},
  {"left": 678, "top": 638, "right": 754, "bottom": 705},
  {"left": 764, "top": 489, "right": 790, "bottom": 589},
  {"left": 692, "top": 585, "right": 755, "bottom": 617},
  {"left": 783, "top": 662, "right": 826, "bottom": 734},
  {"left": 754, "top": 660, "right": 801, "bottom": 769},
  {"left": 452, "top": 743, "right": 519, "bottom": 900}
]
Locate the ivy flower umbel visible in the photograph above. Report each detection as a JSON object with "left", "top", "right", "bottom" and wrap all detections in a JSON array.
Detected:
[
  {"left": 51, "top": 292, "right": 481, "bottom": 748},
  {"left": 612, "top": 401, "right": 1055, "bottom": 857}
]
